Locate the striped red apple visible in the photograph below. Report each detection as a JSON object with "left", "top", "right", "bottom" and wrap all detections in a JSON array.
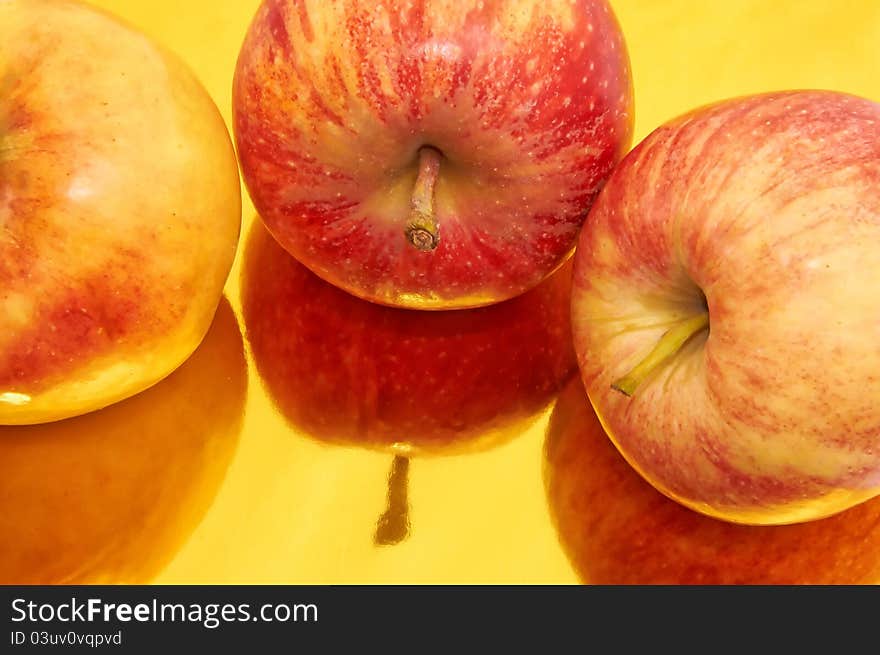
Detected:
[
  {"left": 233, "top": 0, "right": 633, "bottom": 309},
  {"left": 571, "top": 90, "right": 880, "bottom": 525}
]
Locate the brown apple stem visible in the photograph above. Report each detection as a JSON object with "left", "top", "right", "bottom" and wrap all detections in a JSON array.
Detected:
[
  {"left": 374, "top": 455, "right": 411, "bottom": 546},
  {"left": 405, "top": 146, "right": 442, "bottom": 251},
  {"left": 611, "top": 312, "right": 710, "bottom": 397}
]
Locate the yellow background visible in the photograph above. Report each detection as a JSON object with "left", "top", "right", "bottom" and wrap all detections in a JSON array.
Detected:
[{"left": 76, "top": 0, "right": 880, "bottom": 583}]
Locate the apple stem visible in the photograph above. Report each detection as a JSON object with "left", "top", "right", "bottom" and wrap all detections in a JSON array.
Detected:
[
  {"left": 405, "top": 146, "right": 442, "bottom": 252},
  {"left": 374, "top": 455, "right": 411, "bottom": 546},
  {"left": 611, "top": 312, "right": 710, "bottom": 397}
]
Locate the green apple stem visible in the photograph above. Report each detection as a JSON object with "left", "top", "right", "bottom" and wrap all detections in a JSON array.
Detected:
[
  {"left": 405, "top": 146, "right": 442, "bottom": 251},
  {"left": 611, "top": 312, "right": 710, "bottom": 397},
  {"left": 374, "top": 455, "right": 411, "bottom": 546}
]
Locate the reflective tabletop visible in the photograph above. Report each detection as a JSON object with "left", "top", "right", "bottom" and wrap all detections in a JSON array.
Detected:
[{"left": 4, "top": 0, "right": 880, "bottom": 584}]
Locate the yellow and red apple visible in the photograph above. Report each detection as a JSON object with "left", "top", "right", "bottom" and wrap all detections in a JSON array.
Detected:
[
  {"left": 545, "top": 378, "right": 880, "bottom": 584},
  {"left": 233, "top": 0, "right": 633, "bottom": 309},
  {"left": 571, "top": 90, "right": 880, "bottom": 524},
  {"left": 0, "top": 0, "right": 241, "bottom": 424}
]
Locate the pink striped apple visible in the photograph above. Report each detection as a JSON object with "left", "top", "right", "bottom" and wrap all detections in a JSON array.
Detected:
[
  {"left": 233, "top": 0, "right": 633, "bottom": 309},
  {"left": 572, "top": 90, "right": 880, "bottom": 525}
]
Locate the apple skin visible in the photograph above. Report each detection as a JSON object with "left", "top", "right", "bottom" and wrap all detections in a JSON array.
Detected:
[
  {"left": 571, "top": 90, "right": 880, "bottom": 525},
  {"left": 233, "top": 0, "right": 633, "bottom": 309},
  {"left": 0, "top": 297, "right": 246, "bottom": 584},
  {"left": 240, "top": 219, "right": 577, "bottom": 455},
  {"left": 544, "top": 377, "right": 880, "bottom": 584},
  {"left": 0, "top": 0, "right": 241, "bottom": 424}
]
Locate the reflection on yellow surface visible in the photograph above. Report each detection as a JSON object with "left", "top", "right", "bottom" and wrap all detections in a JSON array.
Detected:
[
  {"left": 240, "top": 220, "right": 576, "bottom": 543},
  {"left": 0, "top": 298, "right": 246, "bottom": 584},
  {"left": 75, "top": 0, "right": 880, "bottom": 583},
  {"left": 240, "top": 220, "right": 576, "bottom": 457},
  {"left": 544, "top": 378, "right": 880, "bottom": 584}
]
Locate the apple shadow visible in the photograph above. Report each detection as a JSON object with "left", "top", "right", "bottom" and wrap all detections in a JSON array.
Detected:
[
  {"left": 543, "top": 377, "right": 880, "bottom": 584},
  {"left": 240, "top": 219, "right": 578, "bottom": 545},
  {"left": 0, "top": 297, "right": 247, "bottom": 584}
]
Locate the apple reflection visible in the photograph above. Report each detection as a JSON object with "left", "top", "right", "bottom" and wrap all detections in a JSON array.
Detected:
[
  {"left": 0, "top": 297, "right": 247, "bottom": 584},
  {"left": 241, "top": 220, "right": 577, "bottom": 543},
  {"left": 544, "top": 377, "right": 880, "bottom": 584},
  {"left": 241, "top": 220, "right": 576, "bottom": 455}
]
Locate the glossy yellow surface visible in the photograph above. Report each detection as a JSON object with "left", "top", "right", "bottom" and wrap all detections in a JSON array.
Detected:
[{"left": 35, "top": 0, "right": 880, "bottom": 583}]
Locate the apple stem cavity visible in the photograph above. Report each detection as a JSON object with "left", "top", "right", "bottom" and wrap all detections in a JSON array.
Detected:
[
  {"left": 374, "top": 455, "right": 411, "bottom": 546},
  {"left": 611, "top": 312, "right": 710, "bottom": 397},
  {"left": 405, "top": 146, "right": 443, "bottom": 252}
]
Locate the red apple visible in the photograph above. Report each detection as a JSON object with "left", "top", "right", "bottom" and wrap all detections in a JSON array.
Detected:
[
  {"left": 241, "top": 219, "right": 576, "bottom": 455},
  {"left": 0, "top": 0, "right": 242, "bottom": 424},
  {"left": 233, "top": 0, "right": 633, "bottom": 309},
  {"left": 571, "top": 90, "right": 880, "bottom": 525},
  {"left": 0, "top": 298, "right": 246, "bottom": 584},
  {"left": 545, "top": 377, "right": 880, "bottom": 584}
]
